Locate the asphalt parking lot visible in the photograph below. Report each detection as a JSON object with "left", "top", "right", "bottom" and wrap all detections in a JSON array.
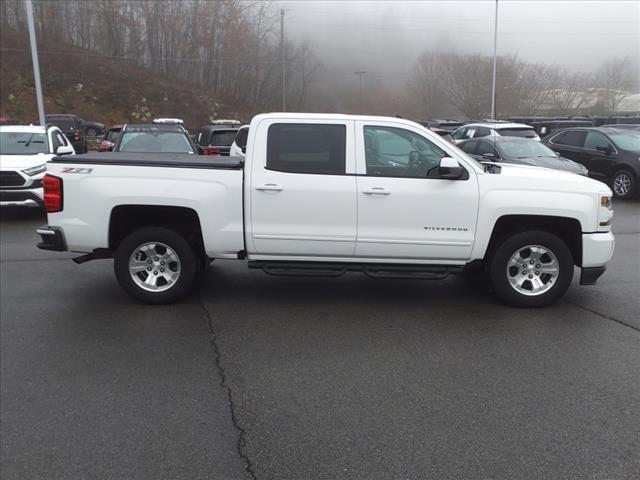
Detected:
[{"left": 1, "top": 201, "right": 639, "bottom": 480}]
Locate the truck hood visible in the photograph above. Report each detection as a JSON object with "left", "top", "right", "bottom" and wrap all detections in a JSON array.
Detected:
[
  {"left": 502, "top": 155, "right": 586, "bottom": 175},
  {"left": 489, "top": 162, "right": 611, "bottom": 195},
  {"left": 0, "top": 153, "right": 54, "bottom": 170}
]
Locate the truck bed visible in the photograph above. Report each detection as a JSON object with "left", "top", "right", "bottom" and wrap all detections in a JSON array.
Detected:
[{"left": 49, "top": 152, "right": 243, "bottom": 170}]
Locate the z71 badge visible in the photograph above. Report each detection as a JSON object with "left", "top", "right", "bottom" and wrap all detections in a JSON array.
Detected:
[{"left": 60, "top": 167, "right": 93, "bottom": 174}]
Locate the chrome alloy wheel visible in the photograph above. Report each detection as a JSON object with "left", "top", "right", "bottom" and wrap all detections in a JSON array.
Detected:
[
  {"left": 506, "top": 245, "right": 559, "bottom": 296},
  {"left": 613, "top": 172, "right": 631, "bottom": 197},
  {"left": 128, "top": 242, "right": 181, "bottom": 292}
]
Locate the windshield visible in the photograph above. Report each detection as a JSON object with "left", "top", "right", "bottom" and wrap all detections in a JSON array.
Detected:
[
  {"left": 608, "top": 131, "right": 640, "bottom": 152},
  {"left": 498, "top": 128, "right": 538, "bottom": 138},
  {"left": 118, "top": 131, "right": 193, "bottom": 153},
  {"left": 0, "top": 132, "right": 49, "bottom": 155},
  {"left": 498, "top": 140, "right": 556, "bottom": 158}
]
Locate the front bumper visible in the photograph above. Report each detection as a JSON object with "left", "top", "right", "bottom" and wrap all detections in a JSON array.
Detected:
[
  {"left": 0, "top": 187, "right": 44, "bottom": 208},
  {"left": 36, "top": 225, "right": 67, "bottom": 251},
  {"left": 580, "top": 231, "right": 614, "bottom": 285},
  {"left": 582, "top": 231, "right": 615, "bottom": 268}
]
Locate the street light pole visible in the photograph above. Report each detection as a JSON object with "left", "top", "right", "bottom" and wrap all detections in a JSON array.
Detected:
[
  {"left": 490, "top": 0, "right": 498, "bottom": 120},
  {"left": 280, "top": 8, "right": 286, "bottom": 112},
  {"left": 25, "top": 0, "right": 45, "bottom": 125},
  {"left": 355, "top": 71, "right": 366, "bottom": 114}
]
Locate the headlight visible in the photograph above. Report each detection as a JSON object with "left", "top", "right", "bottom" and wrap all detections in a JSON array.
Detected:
[
  {"left": 600, "top": 195, "right": 613, "bottom": 210},
  {"left": 22, "top": 164, "right": 47, "bottom": 176}
]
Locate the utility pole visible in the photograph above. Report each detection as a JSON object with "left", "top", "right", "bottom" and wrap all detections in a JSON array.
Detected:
[
  {"left": 355, "top": 71, "right": 366, "bottom": 114},
  {"left": 25, "top": 0, "right": 45, "bottom": 125},
  {"left": 490, "top": 0, "right": 498, "bottom": 120},
  {"left": 280, "top": 8, "right": 286, "bottom": 111}
]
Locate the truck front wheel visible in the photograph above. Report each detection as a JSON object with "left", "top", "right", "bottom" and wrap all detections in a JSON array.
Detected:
[
  {"left": 114, "top": 227, "right": 198, "bottom": 304},
  {"left": 489, "top": 230, "right": 573, "bottom": 307}
]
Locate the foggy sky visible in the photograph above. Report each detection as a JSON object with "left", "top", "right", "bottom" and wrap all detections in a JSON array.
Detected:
[{"left": 281, "top": 0, "right": 639, "bottom": 84}]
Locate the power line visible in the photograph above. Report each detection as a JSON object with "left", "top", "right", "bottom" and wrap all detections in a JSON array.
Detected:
[
  {"left": 287, "top": 19, "right": 639, "bottom": 36},
  {"left": 289, "top": 8, "right": 637, "bottom": 24}
]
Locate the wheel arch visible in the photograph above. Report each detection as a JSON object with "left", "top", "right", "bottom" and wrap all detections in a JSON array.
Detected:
[
  {"left": 109, "top": 205, "right": 205, "bottom": 257},
  {"left": 485, "top": 215, "right": 582, "bottom": 266}
]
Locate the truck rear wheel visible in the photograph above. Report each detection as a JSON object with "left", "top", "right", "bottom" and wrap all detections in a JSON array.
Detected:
[
  {"left": 489, "top": 230, "right": 573, "bottom": 307},
  {"left": 114, "top": 227, "right": 197, "bottom": 304}
]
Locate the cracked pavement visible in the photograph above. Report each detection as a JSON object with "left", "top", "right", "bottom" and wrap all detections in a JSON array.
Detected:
[{"left": 1, "top": 200, "right": 639, "bottom": 479}]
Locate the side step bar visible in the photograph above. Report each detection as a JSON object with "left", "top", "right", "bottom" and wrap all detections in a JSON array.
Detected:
[{"left": 248, "top": 261, "right": 462, "bottom": 280}]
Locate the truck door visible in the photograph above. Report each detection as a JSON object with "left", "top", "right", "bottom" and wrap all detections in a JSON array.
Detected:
[
  {"left": 248, "top": 119, "right": 357, "bottom": 257},
  {"left": 354, "top": 121, "right": 479, "bottom": 260}
]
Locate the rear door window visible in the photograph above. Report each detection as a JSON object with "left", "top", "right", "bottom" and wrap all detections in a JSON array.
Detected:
[
  {"left": 474, "top": 127, "right": 491, "bottom": 138},
  {"left": 552, "top": 130, "right": 586, "bottom": 147},
  {"left": 476, "top": 141, "right": 498, "bottom": 157},
  {"left": 460, "top": 141, "right": 478, "bottom": 154},
  {"left": 267, "top": 124, "right": 346, "bottom": 175}
]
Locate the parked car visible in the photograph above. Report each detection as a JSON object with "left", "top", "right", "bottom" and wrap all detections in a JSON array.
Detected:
[
  {"left": 229, "top": 125, "right": 249, "bottom": 157},
  {"left": 83, "top": 120, "right": 105, "bottom": 139},
  {"left": 530, "top": 119, "right": 593, "bottom": 138},
  {"left": 419, "top": 119, "right": 464, "bottom": 131},
  {"left": 602, "top": 124, "right": 640, "bottom": 131},
  {"left": 451, "top": 122, "right": 540, "bottom": 144},
  {"left": 152, "top": 118, "right": 184, "bottom": 125},
  {"left": 98, "top": 125, "right": 123, "bottom": 152},
  {"left": 37, "top": 113, "right": 614, "bottom": 307},
  {"left": 45, "top": 114, "right": 87, "bottom": 153},
  {"left": 542, "top": 127, "right": 640, "bottom": 199},
  {"left": 458, "top": 136, "right": 588, "bottom": 176},
  {"left": 114, "top": 124, "right": 196, "bottom": 154},
  {"left": 0, "top": 125, "right": 74, "bottom": 208},
  {"left": 428, "top": 127, "right": 454, "bottom": 143},
  {"left": 195, "top": 125, "right": 239, "bottom": 156}
]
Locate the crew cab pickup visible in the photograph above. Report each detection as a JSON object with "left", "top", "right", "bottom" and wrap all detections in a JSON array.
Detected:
[{"left": 36, "top": 113, "right": 615, "bottom": 307}]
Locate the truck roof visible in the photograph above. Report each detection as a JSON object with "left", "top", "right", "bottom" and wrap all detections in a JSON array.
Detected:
[{"left": 251, "top": 112, "right": 431, "bottom": 129}]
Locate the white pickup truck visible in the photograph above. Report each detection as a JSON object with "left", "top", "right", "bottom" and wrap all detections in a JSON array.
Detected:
[{"left": 37, "top": 113, "right": 615, "bottom": 307}]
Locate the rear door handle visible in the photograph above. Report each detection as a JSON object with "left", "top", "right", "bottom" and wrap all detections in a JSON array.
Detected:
[
  {"left": 255, "top": 183, "right": 283, "bottom": 192},
  {"left": 363, "top": 187, "right": 390, "bottom": 195}
]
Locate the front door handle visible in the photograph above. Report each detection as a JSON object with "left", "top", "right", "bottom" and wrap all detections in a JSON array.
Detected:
[
  {"left": 363, "top": 187, "right": 390, "bottom": 195},
  {"left": 256, "top": 183, "right": 283, "bottom": 192}
]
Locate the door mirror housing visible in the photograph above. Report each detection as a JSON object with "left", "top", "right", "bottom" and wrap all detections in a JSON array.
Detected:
[
  {"left": 596, "top": 145, "right": 613, "bottom": 155},
  {"left": 438, "top": 157, "right": 463, "bottom": 179},
  {"left": 482, "top": 152, "right": 497, "bottom": 161},
  {"left": 56, "top": 145, "right": 74, "bottom": 155}
]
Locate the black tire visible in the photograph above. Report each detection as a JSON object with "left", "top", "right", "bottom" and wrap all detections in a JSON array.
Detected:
[
  {"left": 489, "top": 230, "right": 573, "bottom": 308},
  {"left": 610, "top": 169, "right": 636, "bottom": 199},
  {"left": 114, "top": 227, "right": 198, "bottom": 304},
  {"left": 86, "top": 128, "right": 97, "bottom": 138}
]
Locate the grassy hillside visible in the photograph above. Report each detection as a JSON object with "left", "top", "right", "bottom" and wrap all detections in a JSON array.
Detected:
[{"left": 0, "top": 28, "right": 244, "bottom": 129}]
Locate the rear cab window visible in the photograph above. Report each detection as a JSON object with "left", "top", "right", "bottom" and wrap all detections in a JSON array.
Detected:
[{"left": 267, "top": 124, "right": 346, "bottom": 175}]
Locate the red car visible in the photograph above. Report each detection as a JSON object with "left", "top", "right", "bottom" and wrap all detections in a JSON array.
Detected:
[{"left": 98, "top": 125, "right": 122, "bottom": 152}]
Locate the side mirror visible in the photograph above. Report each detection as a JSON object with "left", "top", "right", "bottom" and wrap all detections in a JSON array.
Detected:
[
  {"left": 482, "top": 152, "right": 497, "bottom": 161},
  {"left": 596, "top": 145, "right": 613, "bottom": 155},
  {"left": 438, "top": 157, "right": 463, "bottom": 179},
  {"left": 56, "top": 145, "right": 74, "bottom": 155}
]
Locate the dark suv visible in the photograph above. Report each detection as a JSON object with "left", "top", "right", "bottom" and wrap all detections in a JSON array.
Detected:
[
  {"left": 542, "top": 127, "right": 640, "bottom": 199},
  {"left": 45, "top": 114, "right": 87, "bottom": 153}
]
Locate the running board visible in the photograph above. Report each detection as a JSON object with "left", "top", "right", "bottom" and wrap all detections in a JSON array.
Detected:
[{"left": 248, "top": 261, "right": 462, "bottom": 280}]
